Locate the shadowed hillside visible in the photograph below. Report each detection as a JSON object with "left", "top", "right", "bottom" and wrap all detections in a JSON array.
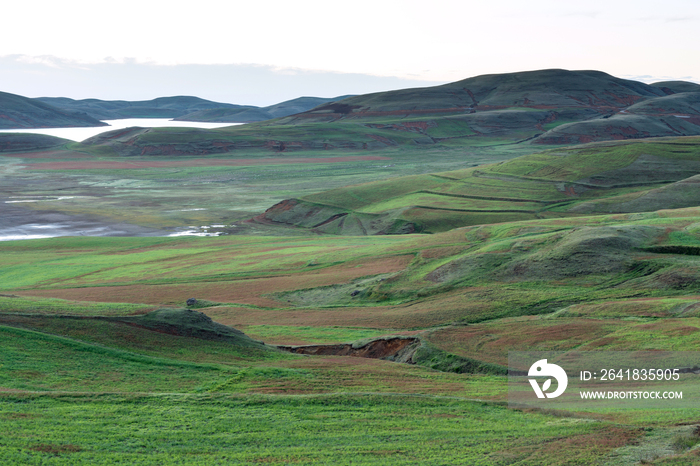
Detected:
[
  {"left": 0, "top": 91, "right": 106, "bottom": 129},
  {"left": 653, "top": 81, "right": 700, "bottom": 94},
  {"left": 37, "top": 95, "right": 354, "bottom": 123},
  {"left": 36, "top": 95, "right": 245, "bottom": 120},
  {"left": 286, "top": 69, "right": 665, "bottom": 120},
  {"left": 72, "top": 70, "right": 700, "bottom": 156},
  {"left": 533, "top": 92, "right": 700, "bottom": 144},
  {"left": 0, "top": 133, "right": 71, "bottom": 152},
  {"left": 174, "top": 95, "right": 353, "bottom": 123}
]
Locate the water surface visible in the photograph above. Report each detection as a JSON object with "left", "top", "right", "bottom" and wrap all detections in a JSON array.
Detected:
[{"left": 0, "top": 119, "right": 242, "bottom": 142}]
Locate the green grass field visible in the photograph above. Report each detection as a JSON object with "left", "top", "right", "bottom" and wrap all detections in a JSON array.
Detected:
[
  {"left": 1, "top": 393, "right": 640, "bottom": 465},
  {"left": 1, "top": 139, "right": 536, "bottom": 232},
  {"left": 254, "top": 137, "right": 700, "bottom": 235},
  {"left": 2, "top": 202, "right": 700, "bottom": 462},
  {"left": 2, "top": 93, "right": 700, "bottom": 462}
]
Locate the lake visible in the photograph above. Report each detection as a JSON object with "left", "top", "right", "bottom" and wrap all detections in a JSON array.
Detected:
[
  {"left": 0, "top": 118, "right": 243, "bottom": 240},
  {"left": 0, "top": 119, "right": 243, "bottom": 142}
]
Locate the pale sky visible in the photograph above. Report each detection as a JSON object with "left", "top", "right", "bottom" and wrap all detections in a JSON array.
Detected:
[{"left": 2, "top": 0, "right": 699, "bottom": 105}]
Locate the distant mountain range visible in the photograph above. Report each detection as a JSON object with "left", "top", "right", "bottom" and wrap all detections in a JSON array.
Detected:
[
  {"left": 63, "top": 69, "right": 700, "bottom": 159},
  {"left": 3, "top": 69, "right": 700, "bottom": 146},
  {"left": 0, "top": 91, "right": 106, "bottom": 129},
  {"left": 35, "top": 95, "right": 243, "bottom": 121},
  {"left": 173, "top": 96, "right": 354, "bottom": 123},
  {"left": 0, "top": 93, "right": 354, "bottom": 130},
  {"left": 37, "top": 95, "right": 353, "bottom": 123}
]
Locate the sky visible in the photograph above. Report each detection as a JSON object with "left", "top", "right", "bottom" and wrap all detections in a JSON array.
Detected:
[{"left": 2, "top": 0, "right": 699, "bottom": 106}]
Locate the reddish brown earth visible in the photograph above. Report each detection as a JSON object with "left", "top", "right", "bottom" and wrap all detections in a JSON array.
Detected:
[
  {"left": 251, "top": 355, "right": 472, "bottom": 396},
  {"left": 426, "top": 318, "right": 625, "bottom": 366},
  {"left": 23, "top": 155, "right": 391, "bottom": 170},
  {"left": 17, "top": 255, "right": 414, "bottom": 308},
  {"left": 241, "top": 327, "right": 423, "bottom": 346},
  {"left": 202, "top": 290, "right": 484, "bottom": 330},
  {"left": 1, "top": 150, "right": 94, "bottom": 159},
  {"left": 279, "top": 337, "right": 419, "bottom": 359}
]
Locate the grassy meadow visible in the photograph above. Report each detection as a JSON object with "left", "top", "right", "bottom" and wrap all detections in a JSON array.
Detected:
[
  {"left": 2, "top": 202, "right": 700, "bottom": 463},
  {"left": 2, "top": 113, "right": 700, "bottom": 461},
  {"left": 0, "top": 138, "right": 535, "bottom": 232},
  {"left": 264, "top": 137, "right": 700, "bottom": 234}
]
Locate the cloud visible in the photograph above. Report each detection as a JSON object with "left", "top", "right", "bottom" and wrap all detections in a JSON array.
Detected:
[
  {"left": 664, "top": 16, "right": 696, "bottom": 22},
  {"left": 622, "top": 74, "right": 700, "bottom": 84},
  {"left": 15, "top": 55, "right": 64, "bottom": 68},
  {"left": 0, "top": 55, "right": 445, "bottom": 105},
  {"left": 636, "top": 15, "right": 697, "bottom": 22},
  {"left": 561, "top": 11, "right": 601, "bottom": 18}
]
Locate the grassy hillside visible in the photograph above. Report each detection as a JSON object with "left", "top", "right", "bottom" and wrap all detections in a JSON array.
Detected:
[
  {"left": 653, "top": 81, "right": 700, "bottom": 94},
  {"left": 287, "top": 69, "right": 665, "bottom": 118},
  {"left": 4, "top": 70, "right": 700, "bottom": 464},
  {"left": 2, "top": 206, "right": 700, "bottom": 462},
  {"left": 0, "top": 91, "right": 105, "bottom": 129},
  {"left": 255, "top": 136, "right": 700, "bottom": 234},
  {"left": 36, "top": 95, "right": 355, "bottom": 123},
  {"left": 5, "top": 135, "right": 697, "bottom": 237},
  {"left": 74, "top": 120, "right": 424, "bottom": 157},
  {"left": 64, "top": 70, "right": 700, "bottom": 160},
  {"left": 36, "top": 95, "right": 244, "bottom": 120},
  {"left": 533, "top": 92, "right": 700, "bottom": 144},
  {"left": 0, "top": 133, "right": 71, "bottom": 153},
  {"left": 2, "top": 135, "right": 530, "bottom": 235},
  {"left": 175, "top": 95, "right": 353, "bottom": 122}
]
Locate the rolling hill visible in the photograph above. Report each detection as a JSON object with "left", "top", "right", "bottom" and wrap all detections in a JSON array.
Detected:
[
  {"left": 532, "top": 91, "right": 700, "bottom": 144},
  {"left": 36, "top": 95, "right": 245, "bottom": 120},
  {"left": 280, "top": 69, "right": 700, "bottom": 145},
  {"left": 250, "top": 136, "right": 700, "bottom": 234},
  {"left": 36, "top": 94, "right": 353, "bottom": 123},
  {"left": 0, "top": 91, "right": 106, "bottom": 129},
  {"left": 5, "top": 71, "right": 700, "bottom": 464},
  {"left": 285, "top": 69, "right": 665, "bottom": 119},
  {"left": 0, "top": 133, "right": 71, "bottom": 152},
  {"left": 174, "top": 95, "right": 354, "bottom": 122},
  {"left": 71, "top": 69, "right": 700, "bottom": 157}
]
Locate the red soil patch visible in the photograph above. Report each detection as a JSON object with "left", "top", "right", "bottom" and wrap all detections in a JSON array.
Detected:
[
  {"left": 257, "top": 356, "right": 472, "bottom": 396},
  {"left": 24, "top": 155, "right": 391, "bottom": 170},
  {"left": 428, "top": 319, "right": 622, "bottom": 366},
  {"left": 663, "top": 326, "right": 699, "bottom": 336},
  {"left": 18, "top": 255, "right": 413, "bottom": 308},
  {"left": 241, "top": 327, "right": 422, "bottom": 346},
  {"left": 2, "top": 150, "right": 94, "bottom": 159},
  {"left": 280, "top": 337, "right": 418, "bottom": 358},
  {"left": 297, "top": 106, "right": 474, "bottom": 119},
  {"left": 30, "top": 444, "right": 82, "bottom": 454},
  {"left": 201, "top": 293, "right": 476, "bottom": 330},
  {"left": 419, "top": 246, "right": 465, "bottom": 260},
  {"left": 493, "top": 426, "right": 642, "bottom": 464}
]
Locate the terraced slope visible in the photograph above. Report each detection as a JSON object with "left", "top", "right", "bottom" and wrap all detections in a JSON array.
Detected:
[{"left": 252, "top": 137, "right": 700, "bottom": 234}]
